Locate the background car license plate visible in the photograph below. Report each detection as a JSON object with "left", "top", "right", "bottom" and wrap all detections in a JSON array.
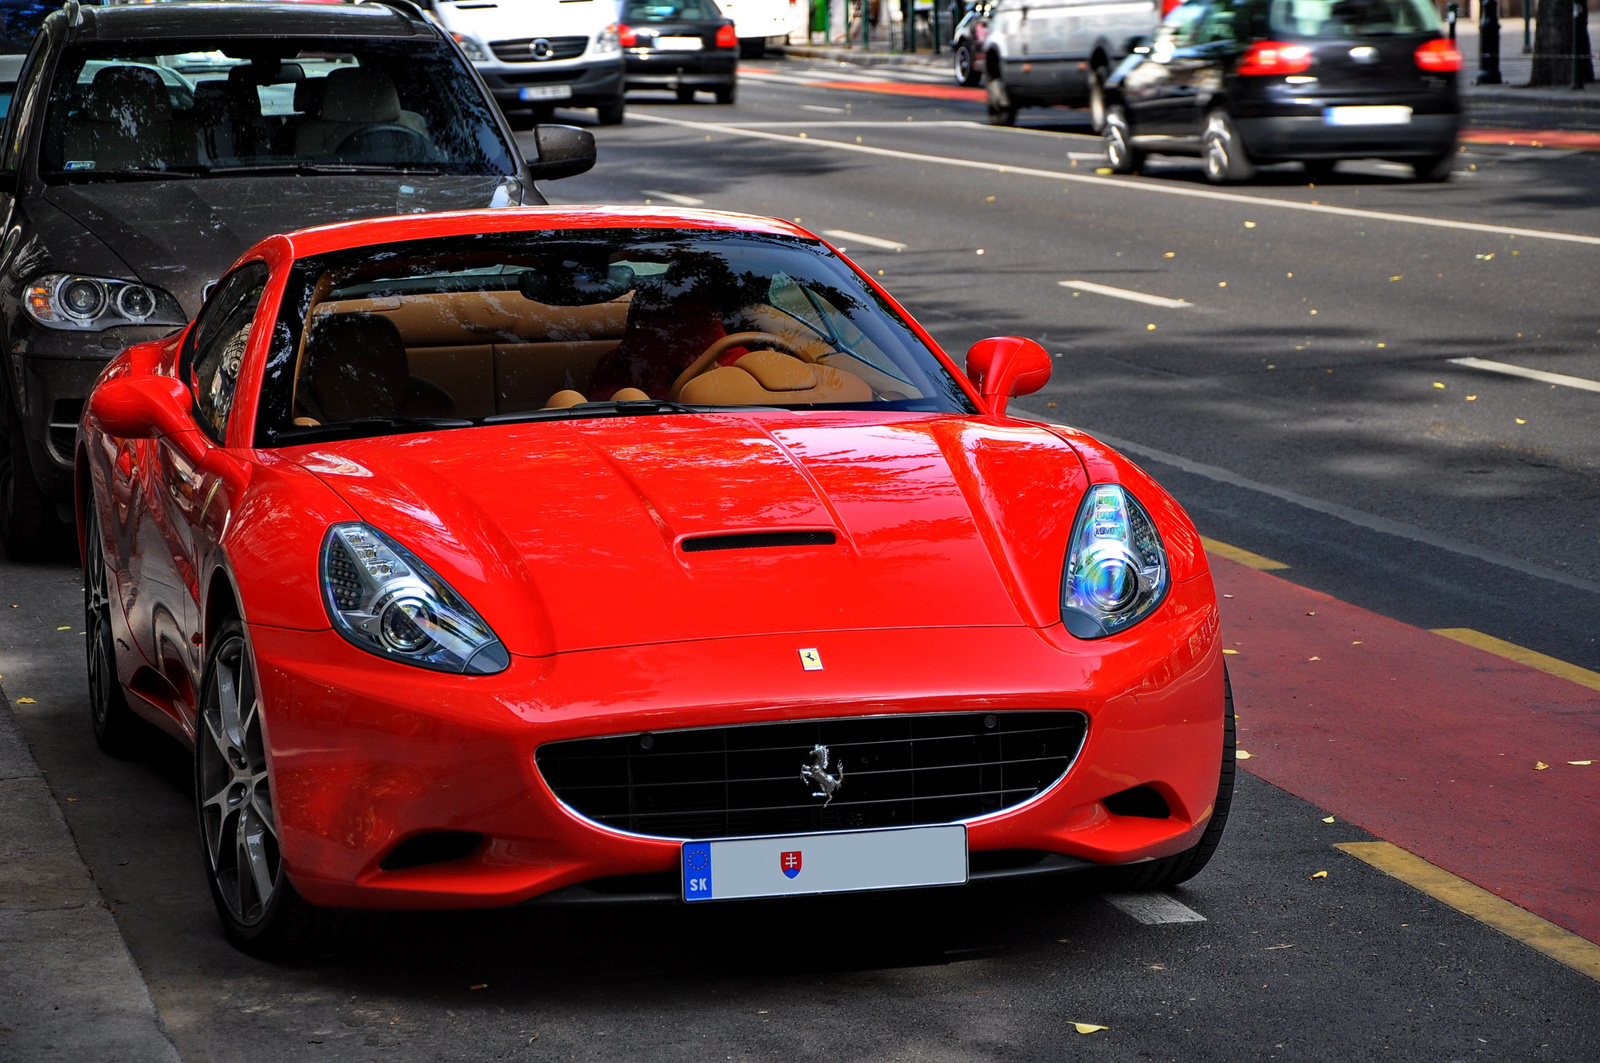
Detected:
[
  {"left": 1323, "top": 105, "right": 1412, "bottom": 126},
  {"left": 656, "top": 36, "right": 703, "bottom": 51},
  {"left": 682, "top": 824, "right": 966, "bottom": 902},
  {"left": 519, "top": 85, "right": 574, "bottom": 101}
]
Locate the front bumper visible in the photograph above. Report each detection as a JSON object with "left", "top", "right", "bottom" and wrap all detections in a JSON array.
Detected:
[
  {"left": 478, "top": 59, "right": 625, "bottom": 109},
  {"left": 624, "top": 50, "right": 736, "bottom": 89},
  {"left": 252, "top": 573, "right": 1223, "bottom": 910}
]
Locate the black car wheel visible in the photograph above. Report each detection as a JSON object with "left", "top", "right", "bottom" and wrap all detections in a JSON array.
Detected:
[
  {"left": 1097, "top": 668, "right": 1237, "bottom": 891},
  {"left": 954, "top": 42, "right": 981, "bottom": 87},
  {"left": 85, "top": 504, "right": 143, "bottom": 757},
  {"left": 1302, "top": 159, "right": 1336, "bottom": 182},
  {"left": 197, "top": 619, "right": 347, "bottom": 956},
  {"left": 1411, "top": 151, "right": 1454, "bottom": 182},
  {"left": 986, "top": 66, "right": 1017, "bottom": 126},
  {"left": 1102, "top": 104, "right": 1142, "bottom": 174},
  {"left": 676, "top": 86, "right": 697, "bottom": 103},
  {"left": 596, "top": 97, "right": 626, "bottom": 126},
  {"left": 1202, "top": 108, "right": 1255, "bottom": 184},
  {"left": 0, "top": 414, "right": 66, "bottom": 562},
  {"left": 715, "top": 82, "right": 736, "bottom": 105}
]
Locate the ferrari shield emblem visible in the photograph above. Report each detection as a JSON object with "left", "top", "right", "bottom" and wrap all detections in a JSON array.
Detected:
[
  {"left": 798, "top": 648, "right": 823, "bottom": 671},
  {"left": 780, "top": 851, "right": 802, "bottom": 879}
]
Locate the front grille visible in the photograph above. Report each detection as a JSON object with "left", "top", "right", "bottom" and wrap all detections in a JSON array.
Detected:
[
  {"left": 491, "top": 36, "right": 588, "bottom": 62},
  {"left": 536, "top": 711, "right": 1087, "bottom": 839}
]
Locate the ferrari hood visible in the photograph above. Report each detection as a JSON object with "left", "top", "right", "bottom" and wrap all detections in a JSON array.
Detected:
[
  {"left": 42, "top": 175, "right": 515, "bottom": 318},
  {"left": 289, "top": 414, "right": 1089, "bottom": 656}
]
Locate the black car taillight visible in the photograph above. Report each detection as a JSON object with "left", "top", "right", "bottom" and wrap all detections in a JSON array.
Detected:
[
  {"left": 1414, "top": 38, "right": 1462, "bottom": 72},
  {"left": 1237, "top": 40, "right": 1313, "bottom": 76}
]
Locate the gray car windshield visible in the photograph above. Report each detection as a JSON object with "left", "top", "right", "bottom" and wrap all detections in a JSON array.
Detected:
[
  {"left": 256, "top": 228, "right": 974, "bottom": 445},
  {"left": 1269, "top": 0, "right": 1438, "bottom": 37},
  {"left": 40, "top": 37, "right": 517, "bottom": 180}
]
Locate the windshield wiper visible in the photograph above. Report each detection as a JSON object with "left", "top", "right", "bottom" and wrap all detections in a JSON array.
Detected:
[
  {"left": 61, "top": 166, "right": 202, "bottom": 181},
  {"left": 275, "top": 415, "right": 473, "bottom": 444},
  {"left": 483, "top": 400, "right": 770, "bottom": 425},
  {"left": 189, "top": 162, "right": 445, "bottom": 178}
]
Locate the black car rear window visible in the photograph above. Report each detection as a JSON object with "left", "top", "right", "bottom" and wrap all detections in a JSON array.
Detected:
[
  {"left": 623, "top": 0, "right": 724, "bottom": 21},
  {"left": 38, "top": 36, "right": 516, "bottom": 180},
  {"left": 1269, "top": 0, "right": 1438, "bottom": 37}
]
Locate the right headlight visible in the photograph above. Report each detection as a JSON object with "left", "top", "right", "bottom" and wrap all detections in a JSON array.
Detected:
[
  {"left": 321, "top": 523, "right": 509, "bottom": 674},
  {"left": 1060, "top": 483, "right": 1169, "bottom": 639},
  {"left": 24, "top": 273, "right": 186, "bottom": 332},
  {"left": 450, "top": 31, "right": 491, "bottom": 62}
]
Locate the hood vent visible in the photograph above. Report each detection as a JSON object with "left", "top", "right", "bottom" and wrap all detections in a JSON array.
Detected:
[{"left": 681, "top": 530, "right": 837, "bottom": 553}]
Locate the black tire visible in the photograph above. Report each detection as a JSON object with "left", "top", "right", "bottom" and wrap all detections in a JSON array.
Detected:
[
  {"left": 954, "top": 42, "right": 981, "bottom": 88},
  {"left": 1302, "top": 158, "right": 1336, "bottom": 182},
  {"left": 1098, "top": 668, "right": 1237, "bottom": 891},
  {"left": 1087, "top": 61, "right": 1108, "bottom": 133},
  {"left": 595, "top": 96, "right": 626, "bottom": 126},
  {"left": 1411, "top": 151, "right": 1453, "bottom": 182},
  {"left": 0, "top": 415, "right": 67, "bottom": 562},
  {"left": 1202, "top": 107, "right": 1255, "bottom": 184},
  {"left": 676, "top": 86, "right": 698, "bottom": 103},
  {"left": 986, "top": 65, "right": 1017, "bottom": 126},
  {"left": 1102, "top": 103, "right": 1142, "bottom": 174},
  {"left": 739, "top": 38, "right": 765, "bottom": 59},
  {"left": 714, "top": 81, "right": 737, "bottom": 105},
  {"left": 196, "top": 619, "right": 350, "bottom": 957},
  {"left": 84, "top": 504, "right": 143, "bottom": 757}
]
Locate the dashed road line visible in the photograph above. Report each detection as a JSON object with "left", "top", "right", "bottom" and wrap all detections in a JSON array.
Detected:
[
  {"left": 822, "top": 229, "right": 907, "bottom": 251},
  {"left": 1061, "top": 279, "right": 1193, "bottom": 309},
  {"left": 1448, "top": 356, "right": 1600, "bottom": 395},
  {"left": 1103, "top": 892, "right": 1208, "bottom": 924},
  {"left": 800, "top": 104, "right": 846, "bottom": 113},
  {"left": 628, "top": 112, "right": 1600, "bottom": 247},
  {"left": 640, "top": 189, "right": 706, "bottom": 206},
  {"left": 1430, "top": 628, "right": 1600, "bottom": 692},
  {"left": 1201, "top": 536, "right": 1289, "bottom": 571},
  {"left": 1336, "top": 841, "right": 1600, "bottom": 983}
]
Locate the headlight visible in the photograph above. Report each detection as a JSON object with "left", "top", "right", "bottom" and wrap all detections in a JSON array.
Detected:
[
  {"left": 596, "top": 23, "right": 622, "bottom": 54},
  {"left": 451, "top": 31, "right": 491, "bottom": 62},
  {"left": 321, "top": 523, "right": 510, "bottom": 674},
  {"left": 1060, "top": 484, "right": 1169, "bottom": 639},
  {"left": 24, "top": 274, "right": 186, "bottom": 332}
]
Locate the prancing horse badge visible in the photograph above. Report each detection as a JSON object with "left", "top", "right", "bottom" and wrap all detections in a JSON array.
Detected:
[{"left": 798, "top": 648, "right": 824, "bottom": 671}]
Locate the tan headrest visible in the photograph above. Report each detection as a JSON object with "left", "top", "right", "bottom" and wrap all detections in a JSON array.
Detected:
[
  {"left": 303, "top": 313, "right": 410, "bottom": 422},
  {"left": 318, "top": 67, "right": 400, "bottom": 125}
]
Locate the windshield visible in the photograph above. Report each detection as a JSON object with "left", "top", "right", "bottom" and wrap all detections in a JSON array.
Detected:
[
  {"left": 40, "top": 37, "right": 516, "bottom": 180},
  {"left": 1269, "top": 0, "right": 1438, "bottom": 37},
  {"left": 623, "top": 0, "right": 725, "bottom": 21},
  {"left": 254, "top": 228, "right": 973, "bottom": 445}
]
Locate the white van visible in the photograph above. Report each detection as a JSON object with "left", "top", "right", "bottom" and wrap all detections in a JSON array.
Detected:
[
  {"left": 982, "top": 0, "right": 1158, "bottom": 126},
  {"left": 713, "top": 0, "right": 804, "bottom": 56},
  {"left": 420, "top": 0, "right": 627, "bottom": 125}
]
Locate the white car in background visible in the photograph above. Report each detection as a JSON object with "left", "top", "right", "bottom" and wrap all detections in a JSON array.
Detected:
[
  {"left": 422, "top": 0, "right": 627, "bottom": 125},
  {"left": 712, "top": 0, "right": 803, "bottom": 56},
  {"left": 982, "top": 0, "right": 1158, "bottom": 126}
]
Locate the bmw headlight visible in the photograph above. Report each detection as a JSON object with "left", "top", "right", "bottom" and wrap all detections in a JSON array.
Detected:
[
  {"left": 1060, "top": 484, "right": 1169, "bottom": 639},
  {"left": 24, "top": 273, "right": 186, "bottom": 332},
  {"left": 450, "top": 32, "right": 492, "bottom": 62},
  {"left": 321, "top": 523, "right": 510, "bottom": 674}
]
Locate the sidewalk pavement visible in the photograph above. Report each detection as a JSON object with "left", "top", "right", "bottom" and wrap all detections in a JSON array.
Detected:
[{"left": 0, "top": 675, "right": 178, "bottom": 1060}]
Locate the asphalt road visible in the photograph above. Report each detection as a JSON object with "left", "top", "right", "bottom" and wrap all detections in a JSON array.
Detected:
[{"left": 4, "top": 60, "right": 1600, "bottom": 1062}]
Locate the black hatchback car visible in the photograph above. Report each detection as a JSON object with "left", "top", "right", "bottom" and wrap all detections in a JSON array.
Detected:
[
  {"left": 1102, "top": 0, "right": 1461, "bottom": 183},
  {"left": 618, "top": 0, "right": 738, "bottom": 104},
  {"left": 0, "top": 0, "right": 594, "bottom": 560}
]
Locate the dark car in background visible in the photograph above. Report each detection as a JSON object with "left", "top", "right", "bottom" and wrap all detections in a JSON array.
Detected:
[
  {"left": 618, "top": 0, "right": 738, "bottom": 103},
  {"left": 1102, "top": 0, "right": 1461, "bottom": 183},
  {"left": 0, "top": 0, "right": 596, "bottom": 560}
]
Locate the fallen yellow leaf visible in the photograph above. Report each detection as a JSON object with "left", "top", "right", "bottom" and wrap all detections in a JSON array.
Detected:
[
  {"left": 1072, "top": 1023, "right": 1109, "bottom": 1035},
  {"left": 1223, "top": 648, "right": 1240, "bottom": 655},
  {"left": 1164, "top": 251, "right": 1175, "bottom": 258},
  {"left": 1146, "top": 323, "right": 1157, "bottom": 331},
  {"left": 1309, "top": 656, "right": 1321, "bottom": 661},
  {"left": 1466, "top": 395, "right": 1477, "bottom": 400},
  {"left": 17, "top": 697, "right": 36, "bottom": 704},
  {"left": 1352, "top": 640, "right": 1363, "bottom": 645},
  {"left": 1516, "top": 418, "right": 1527, "bottom": 424},
  {"left": 1218, "top": 281, "right": 1228, "bottom": 287},
  {"left": 1390, "top": 275, "right": 1402, "bottom": 281},
  {"left": 1095, "top": 167, "right": 1113, "bottom": 174},
  {"left": 1568, "top": 760, "right": 1592, "bottom": 766},
  {"left": 1236, "top": 750, "right": 1252, "bottom": 760},
  {"left": 1310, "top": 871, "right": 1328, "bottom": 880},
  {"left": 1432, "top": 382, "right": 1445, "bottom": 389},
  {"left": 1244, "top": 221, "right": 1257, "bottom": 228},
  {"left": 1534, "top": 762, "right": 1549, "bottom": 770},
  {"left": 1322, "top": 816, "right": 1335, "bottom": 823}
]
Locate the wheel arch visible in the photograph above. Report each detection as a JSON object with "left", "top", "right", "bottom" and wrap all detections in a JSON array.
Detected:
[{"left": 203, "top": 563, "right": 246, "bottom": 658}]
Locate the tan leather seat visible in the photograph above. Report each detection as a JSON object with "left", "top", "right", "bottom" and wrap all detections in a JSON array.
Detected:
[
  {"left": 300, "top": 314, "right": 459, "bottom": 422},
  {"left": 294, "top": 67, "right": 406, "bottom": 157},
  {"left": 679, "top": 350, "right": 873, "bottom": 406},
  {"left": 64, "top": 66, "right": 176, "bottom": 170}
]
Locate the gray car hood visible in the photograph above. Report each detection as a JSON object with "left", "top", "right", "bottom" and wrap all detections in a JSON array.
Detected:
[{"left": 42, "top": 175, "right": 517, "bottom": 317}]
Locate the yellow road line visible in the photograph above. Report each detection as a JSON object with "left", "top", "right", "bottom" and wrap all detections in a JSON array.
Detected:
[
  {"left": 1200, "top": 537, "right": 1289, "bottom": 571},
  {"left": 1430, "top": 628, "right": 1600, "bottom": 693},
  {"left": 1336, "top": 841, "right": 1600, "bottom": 983}
]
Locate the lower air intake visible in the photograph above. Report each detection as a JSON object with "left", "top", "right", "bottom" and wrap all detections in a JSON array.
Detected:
[{"left": 535, "top": 711, "right": 1088, "bottom": 840}]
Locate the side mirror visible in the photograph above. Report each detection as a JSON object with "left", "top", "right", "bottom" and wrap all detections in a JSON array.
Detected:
[
  {"left": 526, "top": 124, "right": 597, "bottom": 181},
  {"left": 88, "top": 376, "right": 209, "bottom": 464},
  {"left": 965, "top": 336, "right": 1052, "bottom": 417}
]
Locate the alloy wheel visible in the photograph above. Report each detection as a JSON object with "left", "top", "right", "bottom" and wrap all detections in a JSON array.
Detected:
[
  {"left": 85, "top": 518, "right": 113, "bottom": 731},
  {"left": 1204, "top": 114, "right": 1231, "bottom": 181},
  {"left": 197, "top": 634, "right": 279, "bottom": 926},
  {"left": 955, "top": 45, "right": 973, "bottom": 86}
]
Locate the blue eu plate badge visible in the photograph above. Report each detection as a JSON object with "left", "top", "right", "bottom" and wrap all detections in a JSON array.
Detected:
[{"left": 683, "top": 842, "right": 713, "bottom": 900}]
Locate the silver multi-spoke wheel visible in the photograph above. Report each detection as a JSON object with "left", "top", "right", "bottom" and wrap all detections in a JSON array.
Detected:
[
  {"left": 1202, "top": 109, "right": 1254, "bottom": 184},
  {"left": 198, "top": 633, "right": 279, "bottom": 926},
  {"left": 1102, "top": 106, "right": 1140, "bottom": 174}
]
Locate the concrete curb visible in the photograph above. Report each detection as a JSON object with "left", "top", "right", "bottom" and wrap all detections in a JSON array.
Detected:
[
  {"left": 1464, "top": 85, "right": 1600, "bottom": 110},
  {"left": 772, "top": 44, "right": 949, "bottom": 70},
  {"left": 0, "top": 686, "right": 180, "bottom": 1063}
]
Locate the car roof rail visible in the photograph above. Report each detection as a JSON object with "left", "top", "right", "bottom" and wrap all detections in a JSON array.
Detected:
[
  {"left": 368, "top": 0, "right": 433, "bottom": 22},
  {"left": 65, "top": 0, "right": 82, "bottom": 27}
]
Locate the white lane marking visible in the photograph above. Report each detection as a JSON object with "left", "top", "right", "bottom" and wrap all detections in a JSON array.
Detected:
[
  {"left": 1061, "top": 279, "right": 1192, "bottom": 308},
  {"left": 640, "top": 189, "right": 705, "bottom": 206},
  {"left": 630, "top": 112, "right": 1600, "bottom": 248},
  {"left": 1103, "top": 892, "right": 1207, "bottom": 924},
  {"left": 1448, "top": 356, "right": 1600, "bottom": 394},
  {"left": 822, "top": 229, "right": 906, "bottom": 251},
  {"left": 800, "top": 104, "right": 846, "bottom": 113}
]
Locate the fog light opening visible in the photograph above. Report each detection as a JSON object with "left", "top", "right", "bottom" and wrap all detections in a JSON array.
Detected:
[
  {"left": 1103, "top": 785, "right": 1171, "bottom": 819},
  {"left": 379, "top": 830, "right": 484, "bottom": 871}
]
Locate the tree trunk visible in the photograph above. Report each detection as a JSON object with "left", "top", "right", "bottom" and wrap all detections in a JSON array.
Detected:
[{"left": 1530, "top": 0, "right": 1594, "bottom": 85}]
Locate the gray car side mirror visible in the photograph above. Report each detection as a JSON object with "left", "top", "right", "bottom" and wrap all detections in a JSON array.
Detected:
[{"left": 527, "top": 125, "right": 597, "bottom": 181}]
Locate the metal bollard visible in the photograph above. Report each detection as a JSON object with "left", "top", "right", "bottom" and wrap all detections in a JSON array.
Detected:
[
  {"left": 1478, "top": 0, "right": 1502, "bottom": 83},
  {"left": 1574, "top": 0, "right": 1584, "bottom": 90},
  {"left": 1447, "top": 1, "right": 1458, "bottom": 41}
]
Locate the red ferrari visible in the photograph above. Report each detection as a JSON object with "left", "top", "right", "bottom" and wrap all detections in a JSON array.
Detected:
[{"left": 77, "top": 207, "right": 1232, "bottom": 955}]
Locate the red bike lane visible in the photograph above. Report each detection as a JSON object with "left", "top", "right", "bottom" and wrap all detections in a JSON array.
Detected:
[{"left": 1212, "top": 555, "right": 1600, "bottom": 945}]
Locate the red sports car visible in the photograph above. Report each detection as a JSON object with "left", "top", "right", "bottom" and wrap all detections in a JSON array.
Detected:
[{"left": 77, "top": 207, "right": 1232, "bottom": 955}]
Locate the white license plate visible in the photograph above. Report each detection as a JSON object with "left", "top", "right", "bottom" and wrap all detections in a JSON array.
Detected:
[
  {"left": 519, "top": 84, "right": 574, "bottom": 101},
  {"left": 1323, "top": 105, "right": 1412, "bottom": 126},
  {"left": 682, "top": 824, "right": 967, "bottom": 902},
  {"left": 656, "top": 36, "right": 704, "bottom": 51}
]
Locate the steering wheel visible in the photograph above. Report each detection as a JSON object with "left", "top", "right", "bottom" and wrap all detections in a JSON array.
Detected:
[
  {"left": 334, "top": 123, "right": 433, "bottom": 165},
  {"left": 669, "top": 332, "right": 820, "bottom": 401}
]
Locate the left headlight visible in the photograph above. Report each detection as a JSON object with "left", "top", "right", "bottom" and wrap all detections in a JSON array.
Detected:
[
  {"left": 450, "top": 31, "right": 492, "bottom": 62},
  {"left": 1060, "top": 483, "right": 1170, "bottom": 639},
  {"left": 24, "top": 274, "right": 186, "bottom": 332},
  {"left": 596, "top": 23, "right": 623, "bottom": 54},
  {"left": 321, "top": 523, "right": 510, "bottom": 674}
]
